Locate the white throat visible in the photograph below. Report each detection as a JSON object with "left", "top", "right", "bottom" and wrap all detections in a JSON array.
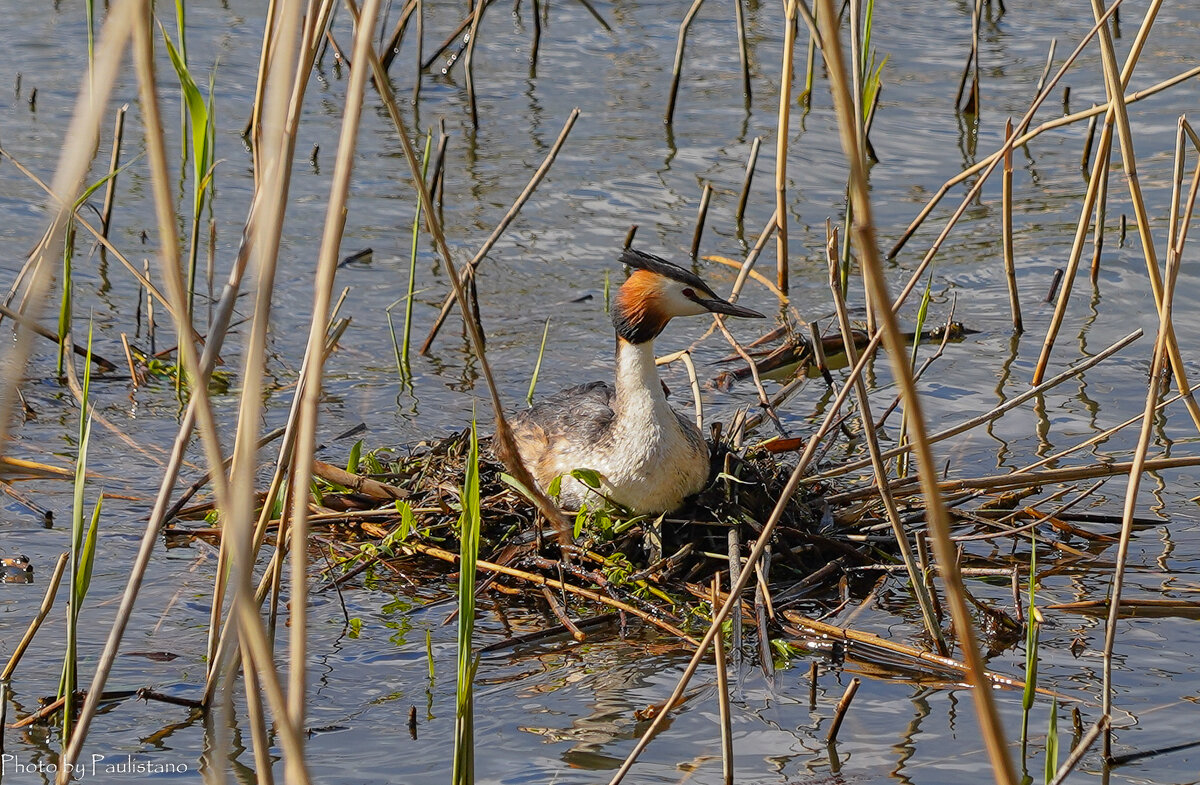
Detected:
[{"left": 614, "top": 338, "right": 670, "bottom": 417}]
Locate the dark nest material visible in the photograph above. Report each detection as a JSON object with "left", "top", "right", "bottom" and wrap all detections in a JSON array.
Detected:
[{"left": 303, "top": 427, "right": 885, "bottom": 651}]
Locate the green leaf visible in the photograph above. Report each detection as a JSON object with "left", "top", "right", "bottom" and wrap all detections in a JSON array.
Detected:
[
  {"left": 347, "top": 439, "right": 363, "bottom": 474},
  {"left": 75, "top": 496, "right": 102, "bottom": 609},
  {"left": 570, "top": 468, "right": 603, "bottom": 490}
]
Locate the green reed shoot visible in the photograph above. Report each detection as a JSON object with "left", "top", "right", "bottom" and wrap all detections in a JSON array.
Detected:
[
  {"left": 162, "top": 27, "right": 215, "bottom": 331},
  {"left": 1044, "top": 697, "right": 1059, "bottom": 784},
  {"left": 453, "top": 419, "right": 482, "bottom": 785},
  {"left": 400, "top": 130, "right": 435, "bottom": 378},
  {"left": 1021, "top": 530, "right": 1040, "bottom": 758},
  {"left": 897, "top": 273, "right": 933, "bottom": 477},
  {"left": 526, "top": 317, "right": 551, "bottom": 405},
  {"left": 85, "top": 0, "right": 95, "bottom": 90},
  {"left": 61, "top": 324, "right": 99, "bottom": 743},
  {"left": 57, "top": 165, "right": 133, "bottom": 376}
]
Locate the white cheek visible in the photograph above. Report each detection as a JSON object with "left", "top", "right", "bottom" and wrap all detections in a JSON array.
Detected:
[{"left": 660, "top": 286, "right": 708, "bottom": 317}]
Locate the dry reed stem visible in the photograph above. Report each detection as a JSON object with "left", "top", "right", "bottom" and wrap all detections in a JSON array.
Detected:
[
  {"left": 1001, "top": 118, "right": 1021, "bottom": 332},
  {"left": 735, "top": 137, "right": 761, "bottom": 224},
  {"left": 710, "top": 575, "right": 734, "bottom": 785},
  {"left": 664, "top": 0, "right": 705, "bottom": 125},
  {"left": 691, "top": 183, "right": 713, "bottom": 258},
  {"left": 825, "top": 677, "right": 860, "bottom": 743},
  {"left": 99, "top": 104, "right": 127, "bottom": 238},
  {"left": 831, "top": 456, "right": 1200, "bottom": 507},
  {"left": 409, "top": 543, "right": 699, "bottom": 643},
  {"left": 1101, "top": 114, "right": 1197, "bottom": 758},
  {"left": 280, "top": 0, "right": 382, "bottom": 733},
  {"left": 783, "top": 613, "right": 1065, "bottom": 697},
  {"left": 463, "top": 0, "right": 486, "bottom": 126},
  {"left": 0, "top": 552, "right": 68, "bottom": 682},
  {"left": 0, "top": 302, "right": 116, "bottom": 370},
  {"left": 733, "top": 0, "right": 750, "bottom": 101},
  {"left": 349, "top": 0, "right": 572, "bottom": 541},
  {"left": 1028, "top": 117, "right": 1113, "bottom": 382},
  {"left": 774, "top": 0, "right": 798, "bottom": 294},
  {"left": 826, "top": 238, "right": 946, "bottom": 654},
  {"left": 420, "top": 108, "right": 580, "bottom": 352},
  {"left": 1089, "top": 142, "right": 1112, "bottom": 283},
  {"left": 1048, "top": 715, "right": 1109, "bottom": 785},
  {"left": 727, "top": 211, "right": 779, "bottom": 301},
  {"left": 811, "top": 328, "right": 1141, "bottom": 483},
  {"left": 678, "top": 351, "right": 703, "bottom": 429},
  {"left": 814, "top": 1, "right": 1016, "bottom": 780},
  {"left": 0, "top": 0, "right": 129, "bottom": 453}
]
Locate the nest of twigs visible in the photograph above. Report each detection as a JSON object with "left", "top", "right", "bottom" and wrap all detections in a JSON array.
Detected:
[{"left": 302, "top": 427, "right": 887, "bottom": 648}]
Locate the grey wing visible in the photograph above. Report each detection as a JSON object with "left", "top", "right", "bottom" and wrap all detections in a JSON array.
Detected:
[{"left": 516, "top": 381, "right": 616, "bottom": 444}]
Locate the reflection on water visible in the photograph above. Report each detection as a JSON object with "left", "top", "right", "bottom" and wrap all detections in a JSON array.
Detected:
[{"left": 1, "top": 0, "right": 1200, "bottom": 782}]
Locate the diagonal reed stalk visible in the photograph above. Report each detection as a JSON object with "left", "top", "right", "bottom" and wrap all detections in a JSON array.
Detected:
[
  {"left": 348, "top": 0, "right": 572, "bottom": 540},
  {"left": 812, "top": 0, "right": 1015, "bottom": 779},
  {"left": 1101, "top": 115, "right": 1199, "bottom": 759},
  {"left": 420, "top": 108, "right": 579, "bottom": 353}
]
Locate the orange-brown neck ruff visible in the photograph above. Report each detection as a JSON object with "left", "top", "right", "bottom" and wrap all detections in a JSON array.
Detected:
[{"left": 613, "top": 269, "right": 670, "bottom": 344}]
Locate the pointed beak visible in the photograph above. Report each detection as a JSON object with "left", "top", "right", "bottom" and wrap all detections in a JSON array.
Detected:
[{"left": 697, "top": 295, "right": 765, "bottom": 319}]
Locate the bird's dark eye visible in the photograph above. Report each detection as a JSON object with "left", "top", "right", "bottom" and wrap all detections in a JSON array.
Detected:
[{"left": 681, "top": 288, "right": 697, "bottom": 299}]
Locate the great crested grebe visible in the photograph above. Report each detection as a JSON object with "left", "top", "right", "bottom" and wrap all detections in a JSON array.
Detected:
[{"left": 512, "top": 248, "right": 764, "bottom": 514}]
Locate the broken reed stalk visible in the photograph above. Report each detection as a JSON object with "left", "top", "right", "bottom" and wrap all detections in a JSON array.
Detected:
[
  {"left": 462, "top": 0, "right": 485, "bottom": 127},
  {"left": 1001, "top": 118, "right": 1022, "bottom": 332},
  {"left": 420, "top": 107, "right": 580, "bottom": 353},
  {"left": 735, "top": 136, "right": 761, "bottom": 225},
  {"left": 664, "top": 0, "right": 705, "bottom": 125},
  {"left": 711, "top": 575, "right": 733, "bottom": 785},
  {"left": 733, "top": 0, "right": 750, "bottom": 100},
  {"left": 412, "top": 0, "right": 423, "bottom": 102},
  {"left": 774, "top": 0, "right": 798, "bottom": 294},
  {"left": 825, "top": 678, "right": 860, "bottom": 744},
  {"left": 349, "top": 0, "right": 573, "bottom": 541},
  {"left": 1, "top": 552, "right": 69, "bottom": 682},
  {"left": 691, "top": 182, "right": 713, "bottom": 258},
  {"left": 729, "top": 210, "right": 778, "bottom": 300},
  {"left": 99, "top": 103, "right": 127, "bottom": 238},
  {"left": 1089, "top": 141, "right": 1111, "bottom": 283},
  {"left": 812, "top": 0, "right": 1016, "bottom": 780},
  {"left": 825, "top": 235, "right": 946, "bottom": 654}
]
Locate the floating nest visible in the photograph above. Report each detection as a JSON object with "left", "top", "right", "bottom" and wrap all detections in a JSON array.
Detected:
[{"left": 303, "top": 426, "right": 887, "bottom": 648}]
